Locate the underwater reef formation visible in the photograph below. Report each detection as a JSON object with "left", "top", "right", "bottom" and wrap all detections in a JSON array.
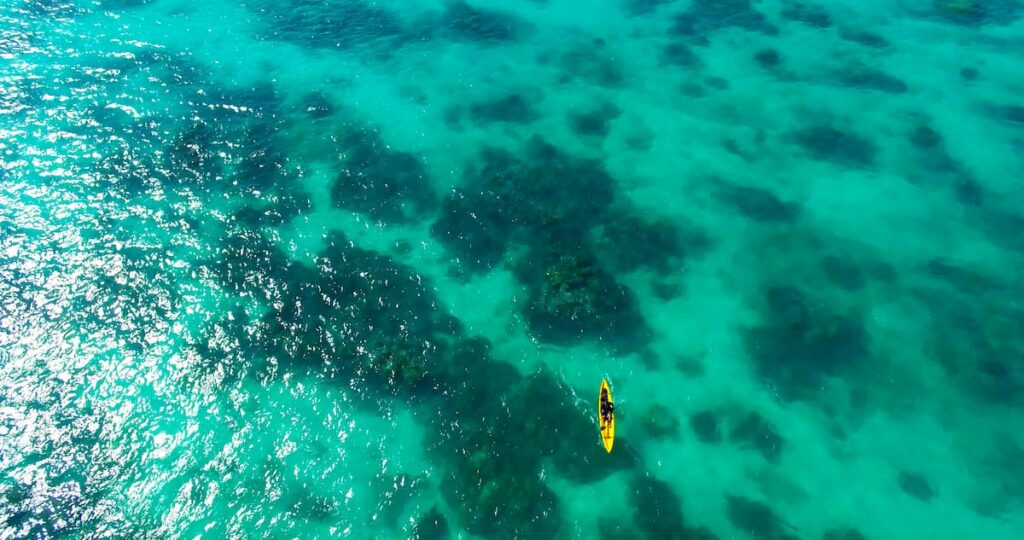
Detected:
[
  {"left": 469, "top": 94, "right": 537, "bottom": 124},
  {"left": 203, "top": 226, "right": 460, "bottom": 397},
  {"left": 431, "top": 137, "right": 708, "bottom": 351},
  {"left": 631, "top": 474, "right": 687, "bottom": 539},
  {"left": 299, "top": 91, "right": 336, "bottom": 119},
  {"left": 662, "top": 42, "right": 702, "bottom": 68},
  {"left": 515, "top": 248, "right": 648, "bottom": 350},
  {"left": 781, "top": 2, "right": 833, "bottom": 28},
  {"left": 725, "top": 494, "right": 797, "bottom": 540},
  {"left": 331, "top": 127, "right": 436, "bottom": 222},
  {"left": 839, "top": 29, "right": 890, "bottom": 48},
  {"left": 443, "top": 1, "right": 527, "bottom": 42},
  {"left": 202, "top": 216, "right": 658, "bottom": 537},
  {"left": 432, "top": 139, "right": 615, "bottom": 273},
  {"left": 729, "top": 411, "right": 785, "bottom": 464},
  {"left": 411, "top": 506, "right": 448, "bottom": 540},
  {"left": 554, "top": 40, "right": 628, "bottom": 87},
  {"left": 930, "top": 0, "right": 1022, "bottom": 26},
  {"left": 903, "top": 123, "right": 986, "bottom": 206},
  {"left": 898, "top": 470, "right": 936, "bottom": 502},
  {"left": 423, "top": 341, "right": 638, "bottom": 538},
  {"left": 754, "top": 48, "right": 782, "bottom": 69},
  {"left": 791, "top": 125, "right": 877, "bottom": 167},
  {"left": 919, "top": 281, "right": 1024, "bottom": 408},
  {"left": 248, "top": 0, "right": 405, "bottom": 50},
  {"left": 822, "top": 528, "right": 868, "bottom": 540},
  {"left": 820, "top": 255, "right": 867, "bottom": 291},
  {"left": 744, "top": 284, "right": 870, "bottom": 401},
  {"left": 713, "top": 181, "right": 801, "bottom": 223},
  {"left": 8, "top": 1, "right": 1024, "bottom": 538},
  {"left": 569, "top": 102, "right": 622, "bottom": 138},
  {"left": 837, "top": 66, "right": 908, "bottom": 94},
  {"left": 690, "top": 410, "right": 723, "bottom": 443},
  {"left": 624, "top": 0, "right": 678, "bottom": 17},
  {"left": 642, "top": 403, "right": 682, "bottom": 438},
  {"left": 672, "top": 0, "right": 778, "bottom": 38}
]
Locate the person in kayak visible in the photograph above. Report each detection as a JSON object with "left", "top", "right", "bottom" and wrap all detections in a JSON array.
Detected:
[{"left": 600, "top": 387, "right": 614, "bottom": 425}]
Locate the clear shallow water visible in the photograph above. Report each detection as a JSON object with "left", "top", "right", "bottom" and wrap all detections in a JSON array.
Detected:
[{"left": 1, "top": 0, "right": 1023, "bottom": 538}]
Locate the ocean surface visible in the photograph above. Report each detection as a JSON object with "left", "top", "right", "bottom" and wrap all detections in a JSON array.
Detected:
[{"left": 2, "top": 1, "right": 1023, "bottom": 538}]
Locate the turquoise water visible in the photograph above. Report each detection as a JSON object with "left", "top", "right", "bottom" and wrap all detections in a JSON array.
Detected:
[{"left": 2, "top": 0, "right": 1023, "bottom": 538}]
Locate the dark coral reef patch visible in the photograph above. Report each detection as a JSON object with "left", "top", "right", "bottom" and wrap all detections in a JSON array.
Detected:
[
  {"left": 791, "top": 125, "right": 877, "bottom": 167},
  {"left": 714, "top": 181, "right": 801, "bottom": 223},
  {"left": 443, "top": 1, "right": 528, "bottom": 42},
  {"left": 331, "top": 127, "right": 436, "bottom": 222},
  {"left": 431, "top": 137, "right": 709, "bottom": 351},
  {"left": 672, "top": 0, "right": 778, "bottom": 38},
  {"left": 729, "top": 412, "right": 785, "bottom": 464},
  {"left": 726, "top": 495, "right": 797, "bottom": 540},
  {"left": 515, "top": 247, "right": 649, "bottom": 351},
  {"left": 249, "top": 0, "right": 405, "bottom": 50},
  {"left": 744, "top": 285, "right": 871, "bottom": 400}
]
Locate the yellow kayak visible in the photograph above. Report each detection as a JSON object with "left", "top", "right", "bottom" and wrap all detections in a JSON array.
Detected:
[{"left": 599, "top": 378, "right": 615, "bottom": 453}]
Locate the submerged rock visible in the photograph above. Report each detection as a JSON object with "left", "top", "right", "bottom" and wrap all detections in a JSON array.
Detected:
[
  {"left": 167, "top": 122, "right": 224, "bottom": 186},
  {"left": 952, "top": 174, "right": 984, "bottom": 206},
  {"left": 910, "top": 125, "right": 943, "bottom": 149},
  {"left": 716, "top": 182, "right": 800, "bottom": 223},
  {"left": 470, "top": 94, "right": 536, "bottom": 124},
  {"left": 557, "top": 43, "right": 627, "bottom": 87},
  {"left": 624, "top": 0, "right": 677, "bottom": 17},
  {"left": 520, "top": 250, "right": 647, "bottom": 350},
  {"left": 781, "top": 3, "right": 833, "bottom": 28},
  {"left": 599, "top": 518, "right": 646, "bottom": 540},
  {"left": 820, "top": 255, "right": 866, "bottom": 291},
  {"left": 931, "top": 0, "right": 1022, "bottom": 26},
  {"left": 792, "top": 125, "right": 877, "bottom": 167},
  {"left": 690, "top": 410, "right": 722, "bottom": 443},
  {"left": 840, "top": 68, "right": 908, "bottom": 94},
  {"left": 206, "top": 229, "right": 458, "bottom": 393},
  {"left": 523, "top": 374, "right": 637, "bottom": 482},
  {"left": 444, "top": 1, "right": 526, "bottom": 42},
  {"left": 663, "top": 42, "right": 701, "bottom": 67},
  {"left": 673, "top": 0, "right": 778, "bottom": 37},
  {"left": 442, "top": 464, "right": 561, "bottom": 538},
  {"left": 744, "top": 285, "right": 870, "bottom": 400},
  {"left": 631, "top": 474, "right": 687, "bottom": 539},
  {"left": 290, "top": 493, "right": 337, "bottom": 521},
  {"left": 933, "top": 0, "right": 987, "bottom": 24},
  {"left": 411, "top": 506, "right": 448, "bottom": 540},
  {"left": 898, "top": 471, "right": 935, "bottom": 502},
  {"left": 569, "top": 102, "right": 622, "bottom": 137},
  {"left": 300, "top": 91, "right": 335, "bottom": 119},
  {"left": 595, "top": 210, "right": 704, "bottom": 274},
  {"left": 754, "top": 49, "right": 782, "bottom": 69},
  {"left": 705, "top": 76, "right": 729, "bottom": 90},
  {"left": 234, "top": 191, "right": 312, "bottom": 227},
  {"left": 432, "top": 138, "right": 618, "bottom": 278},
  {"left": 428, "top": 365, "right": 575, "bottom": 538},
  {"left": 823, "top": 527, "right": 868, "bottom": 540},
  {"left": 995, "top": 104, "right": 1024, "bottom": 125},
  {"left": 729, "top": 412, "right": 785, "bottom": 464},
  {"left": 331, "top": 127, "right": 436, "bottom": 222},
  {"left": 725, "top": 495, "right": 797, "bottom": 540},
  {"left": 643, "top": 403, "right": 681, "bottom": 438},
  {"left": 252, "top": 0, "right": 405, "bottom": 50},
  {"left": 431, "top": 187, "right": 514, "bottom": 272},
  {"left": 839, "top": 29, "right": 890, "bottom": 48}
]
